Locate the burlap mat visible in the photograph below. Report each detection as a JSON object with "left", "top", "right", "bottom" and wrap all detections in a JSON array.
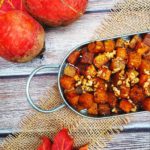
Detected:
[{"left": 1, "top": 0, "right": 150, "bottom": 149}]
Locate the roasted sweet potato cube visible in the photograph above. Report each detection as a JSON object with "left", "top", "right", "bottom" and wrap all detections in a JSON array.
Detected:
[
  {"left": 93, "top": 54, "right": 109, "bottom": 68},
  {"left": 129, "top": 35, "right": 141, "bottom": 49},
  {"left": 93, "top": 78, "right": 107, "bottom": 90},
  {"left": 108, "top": 92, "right": 117, "bottom": 107},
  {"left": 88, "top": 41, "right": 104, "bottom": 53},
  {"left": 119, "top": 100, "right": 133, "bottom": 113},
  {"left": 78, "top": 93, "right": 93, "bottom": 109},
  {"left": 142, "top": 98, "right": 150, "bottom": 111},
  {"left": 130, "top": 85, "right": 145, "bottom": 103},
  {"left": 94, "top": 89, "right": 108, "bottom": 104},
  {"left": 127, "top": 52, "right": 141, "bottom": 69},
  {"left": 104, "top": 40, "right": 115, "bottom": 52},
  {"left": 144, "top": 51, "right": 150, "bottom": 60},
  {"left": 67, "top": 50, "right": 80, "bottom": 64},
  {"left": 116, "top": 38, "right": 125, "bottom": 48},
  {"left": 98, "top": 104, "right": 110, "bottom": 115},
  {"left": 88, "top": 103, "right": 98, "bottom": 115},
  {"left": 116, "top": 48, "right": 127, "bottom": 59},
  {"left": 64, "top": 65, "right": 76, "bottom": 77},
  {"left": 120, "top": 85, "right": 130, "bottom": 99},
  {"left": 85, "top": 65, "right": 97, "bottom": 77},
  {"left": 137, "top": 45, "right": 149, "bottom": 56},
  {"left": 76, "top": 63, "right": 88, "bottom": 75},
  {"left": 65, "top": 90, "right": 79, "bottom": 106},
  {"left": 139, "top": 59, "right": 150, "bottom": 74},
  {"left": 97, "top": 67, "right": 111, "bottom": 81},
  {"left": 143, "top": 33, "right": 150, "bottom": 47},
  {"left": 81, "top": 52, "right": 94, "bottom": 64},
  {"left": 139, "top": 74, "right": 150, "bottom": 86},
  {"left": 110, "top": 57, "right": 126, "bottom": 73},
  {"left": 60, "top": 75, "right": 75, "bottom": 90}
]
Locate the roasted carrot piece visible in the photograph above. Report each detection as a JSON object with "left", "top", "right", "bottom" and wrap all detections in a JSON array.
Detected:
[
  {"left": 81, "top": 52, "right": 94, "bottom": 64},
  {"left": 60, "top": 75, "right": 75, "bottom": 90},
  {"left": 88, "top": 103, "right": 98, "bottom": 115},
  {"left": 127, "top": 52, "right": 141, "bottom": 69},
  {"left": 139, "top": 59, "right": 150, "bottom": 75},
  {"left": 88, "top": 41, "right": 104, "bottom": 53},
  {"left": 97, "top": 67, "right": 111, "bottom": 81},
  {"left": 67, "top": 50, "right": 80, "bottom": 64},
  {"left": 108, "top": 92, "right": 117, "bottom": 107},
  {"left": 104, "top": 40, "right": 115, "bottom": 52},
  {"left": 85, "top": 65, "right": 97, "bottom": 77},
  {"left": 94, "top": 89, "right": 108, "bottom": 104},
  {"left": 116, "top": 47, "right": 127, "bottom": 59},
  {"left": 98, "top": 104, "right": 111, "bottom": 115},
  {"left": 120, "top": 85, "right": 130, "bottom": 99},
  {"left": 64, "top": 65, "right": 76, "bottom": 77},
  {"left": 139, "top": 74, "right": 149, "bottom": 86},
  {"left": 93, "top": 78, "right": 107, "bottom": 90},
  {"left": 130, "top": 85, "right": 145, "bottom": 103},
  {"left": 142, "top": 98, "right": 150, "bottom": 111},
  {"left": 78, "top": 93, "right": 93, "bottom": 109},
  {"left": 137, "top": 44, "right": 149, "bottom": 56},
  {"left": 119, "top": 99, "right": 133, "bottom": 113}
]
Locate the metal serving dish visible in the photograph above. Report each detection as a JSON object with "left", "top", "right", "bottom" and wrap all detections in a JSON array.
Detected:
[{"left": 26, "top": 31, "right": 150, "bottom": 119}]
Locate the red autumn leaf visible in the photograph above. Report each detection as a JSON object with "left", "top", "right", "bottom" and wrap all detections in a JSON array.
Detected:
[
  {"left": 0, "top": 0, "right": 26, "bottom": 14},
  {"left": 37, "top": 136, "right": 52, "bottom": 150},
  {"left": 51, "top": 128, "right": 74, "bottom": 150}
]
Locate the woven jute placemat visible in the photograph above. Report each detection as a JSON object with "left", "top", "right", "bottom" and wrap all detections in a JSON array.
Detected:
[{"left": 1, "top": 0, "right": 150, "bottom": 149}]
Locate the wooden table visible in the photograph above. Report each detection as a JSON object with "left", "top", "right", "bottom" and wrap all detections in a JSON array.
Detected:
[{"left": 0, "top": 0, "right": 150, "bottom": 149}]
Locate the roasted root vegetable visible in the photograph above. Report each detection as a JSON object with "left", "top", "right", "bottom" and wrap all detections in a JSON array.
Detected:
[
  {"left": 127, "top": 52, "right": 141, "bottom": 69},
  {"left": 98, "top": 104, "right": 110, "bottom": 115},
  {"left": 104, "top": 40, "right": 115, "bottom": 52},
  {"left": 116, "top": 48, "right": 127, "bottom": 59},
  {"left": 81, "top": 52, "right": 94, "bottom": 64},
  {"left": 79, "top": 93, "right": 93, "bottom": 109},
  {"left": 143, "top": 34, "right": 150, "bottom": 47},
  {"left": 64, "top": 65, "right": 76, "bottom": 77},
  {"left": 142, "top": 98, "right": 150, "bottom": 111},
  {"left": 97, "top": 67, "right": 111, "bottom": 81},
  {"left": 88, "top": 103, "right": 98, "bottom": 115},
  {"left": 94, "top": 89, "right": 108, "bottom": 104},
  {"left": 61, "top": 33, "right": 150, "bottom": 117},
  {"left": 119, "top": 100, "right": 133, "bottom": 113},
  {"left": 93, "top": 54, "right": 109, "bottom": 68},
  {"left": 67, "top": 50, "right": 80, "bottom": 65},
  {"left": 60, "top": 75, "right": 75, "bottom": 90}
]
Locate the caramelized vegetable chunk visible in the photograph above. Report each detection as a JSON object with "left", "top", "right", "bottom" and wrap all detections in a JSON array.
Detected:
[
  {"left": 139, "top": 74, "right": 150, "bottom": 86},
  {"left": 120, "top": 85, "right": 130, "bottom": 99},
  {"left": 110, "top": 57, "right": 126, "bottom": 73},
  {"left": 81, "top": 52, "right": 94, "bottom": 64},
  {"left": 94, "top": 54, "right": 109, "bottom": 68},
  {"left": 93, "top": 78, "right": 107, "bottom": 90},
  {"left": 116, "top": 38, "right": 125, "bottom": 48},
  {"left": 143, "top": 33, "right": 150, "bottom": 47},
  {"left": 108, "top": 92, "right": 117, "bottom": 107},
  {"left": 94, "top": 89, "right": 108, "bottom": 104},
  {"left": 127, "top": 52, "right": 141, "bottom": 69},
  {"left": 60, "top": 75, "right": 75, "bottom": 90},
  {"left": 119, "top": 100, "right": 133, "bottom": 113},
  {"left": 76, "top": 63, "right": 88, "bottom": 75},
  {"left": 67, "top": 50, "right": 80, "bottom": 64},
  {"left": 88, "top": 103, "right": 98, "bottom": 115},
  {"left": 136, "top": 43, "right": 149, "bottom": 56},
  {"left": 116, "top": 48, "right": 127, "bottom": 59},
  {"left": 139, "top": 59, "right": 150, "bottom": 75},
  {"left": 65, "top": 90, "right": 79, "bottom": 106},
  {"left": 79, "top": 93, "right": 93, "bottom": 109},
  {"left": 130, "top": 85, "right": 145, "bottom": 103},
  {"left": 98, "top": 104, "right": 110, "bottom": 115},
  {"left": 129, "top": 35, "right": 141, "bottom": 49},
  {"left": 64, "top": 65, "right": 76, "bottom": 77},
  {"left": 85, "top": 65, "right": 97, "bottom": 77},
  {"left": 104, "top": 40, "right": 115, "bottom": 52},
  {"left": 97, "top": 67, "right": 111, "bottom": 81},
  {"left": 88, "top": 41, "right": 104, "bottom": 53},
  {"left": 142, "top": 98, "right": 150, "bottom": 111}
]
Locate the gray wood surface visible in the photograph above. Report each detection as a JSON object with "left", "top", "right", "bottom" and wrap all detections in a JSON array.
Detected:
[{"left": 0, "top": 0, "right": 150, "bottom": 149}]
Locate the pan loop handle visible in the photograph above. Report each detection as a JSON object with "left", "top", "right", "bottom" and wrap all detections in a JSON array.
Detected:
[{"left": 26, "top": 65, "right": 66, "bottom": 113}]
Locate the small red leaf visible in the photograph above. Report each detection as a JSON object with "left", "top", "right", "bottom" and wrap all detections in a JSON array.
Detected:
[
  {"left": 0, "top": 0, "right": 26, "bottom": 14},
  {"left": 37, "top": 136, "right": 52, "bottom": 150},
  {"left": 52, "top": 128, "right": 74, "bottom": 150}
]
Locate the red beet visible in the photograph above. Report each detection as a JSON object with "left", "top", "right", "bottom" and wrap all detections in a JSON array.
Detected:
[
  {"left": 0, "top": 10, "right": 45, "bottom": 62},
  {"left": 24, "top": 0, "right": 88, "bottom": 26}
]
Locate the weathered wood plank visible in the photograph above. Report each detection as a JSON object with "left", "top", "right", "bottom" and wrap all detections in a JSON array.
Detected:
[
  {"left": 0, "top": 76, "right": 149, "bottom": 130},
  {"left": 0, "top": 2, "right": 111, "bottom": 77}
]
